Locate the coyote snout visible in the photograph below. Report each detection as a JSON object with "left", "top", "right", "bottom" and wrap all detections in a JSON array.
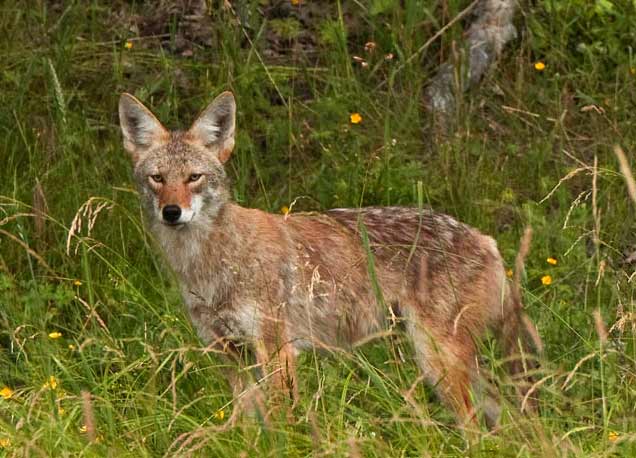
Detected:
[{"left": 118, "top": 91, "right": 540, "bottom": 428}]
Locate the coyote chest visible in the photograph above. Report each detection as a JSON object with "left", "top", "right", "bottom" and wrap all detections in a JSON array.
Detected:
[{"left": 162, "top": 209, "right": 388, "bottom": 349}]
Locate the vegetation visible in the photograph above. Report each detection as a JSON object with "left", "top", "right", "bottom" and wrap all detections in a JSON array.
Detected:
[{"left": 0, "top": 0, "right": 635, "bottom": 456}]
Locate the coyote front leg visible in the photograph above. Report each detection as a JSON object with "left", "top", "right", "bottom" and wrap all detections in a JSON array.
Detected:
[
  {"left": 209, "top": 334, "right": 267, "bottom": 425},
  {"left": 256, "top": 317, "right": 299, "bottom": 420}
]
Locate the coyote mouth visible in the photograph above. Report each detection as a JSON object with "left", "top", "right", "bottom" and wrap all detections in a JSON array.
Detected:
[
  {"left": 161, "top": 211, "right": 196, "bottom": 229},
  {"left": 162, "top": 221, "right": 186, "bottom": 230}
]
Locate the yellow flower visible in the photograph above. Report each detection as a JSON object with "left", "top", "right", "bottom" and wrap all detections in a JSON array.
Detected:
[
  {"left": 534, "top": 61, "right": 546, "bottom": 71},
  {"left": 73, "top": 279, "right": 82, "bottom": 286},
  {"left": 48, "top": 331, "right": 63, "bottom": 339},
  {"left": 541, "top": 275, "right": 552, "bottom": 286},
  {"left": 79, "top": 425, "right": 87, "bottom": 433},
  {"left": 349, "top": 113, "right": 362, "bottom": 124},
  {"left": 0, "top": 438, "right": 10, "bottom": 448},
  {"left": 506, "top": 269, "right": 513, "bottom": 278},
  {"left": 546, "top": 257, "right": 557, "bottom": 265},
  {"left": 124, "top": 41, "right": 133, "bottom": 50},
  {"left": 213, "top": 409, "right": 225, "bottom": 420},
  {"left": 280, "top": 206, "right": 289, "bottom": 215},
  {"left": 43, "top": 375, "right": 58, "bottom": 390},
  {"left": 0, "top": 386, "right": 13, "bottom": 400},
  {"left": 68, "top": 344, "right": 76, "bottom": 351},
  {"left": 608, "top": 431, "right": 619, "bottom": 442}
]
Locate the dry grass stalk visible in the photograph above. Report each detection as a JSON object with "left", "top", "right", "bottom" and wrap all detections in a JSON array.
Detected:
[
  {"left": 0, "top": 228, "right": 54, "bottom": 275},
  {"left": 613, "top": 144, "right": 636, "bottom": 205},
  {"left": 591, "top": 155, "right": 601, "bottom": 255},
  {"left": 539, "top": 167, "right": 589, "bottom": 204},
  {"left": 593, "top": 308, "right": 608, "bottom": 345},
  {"left": 32, "top": 179, "right": 49, "bottom": 241},
  {"left": 76, "top": 295, "right": 109, "bottom": 334},
  {"left": 562, "top": 190, "right": 591, "bottom": 230},
  {"left": 514, "top": 226, "right": 532, "bottom": 292},
  {"left": 610, "top": 311, "right": 636, "bottom": 334},
  {"left": 0, "top": 212, "right": 36, "bottom": 226},
  {"left": 561, "top": 353, "right": 596, "bottom": 391},
  {"left": 81, "top": 390, "right": 96, "bottom": 443},
  {"left": 307, "top": 410, "right": 322, "bottom": 450},
  {"left": 166, "top": 423, "right": 231, "bottom": 458},
  {"left": 521, "top": 374, "right": 554, "bottom": 413},
  {"left": 522, "top": 314, "right": 544, "bottom": 354},
  {"left": 66, "top": 197, "right": 113, "bottom": 256},
  {"left": 169, "top": 356, "right": 193, "bottom": 416}
]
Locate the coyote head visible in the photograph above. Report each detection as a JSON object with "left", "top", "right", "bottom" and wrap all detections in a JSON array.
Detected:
[{"left": 118, "top": 92, "right": 236, "bottom": 230}]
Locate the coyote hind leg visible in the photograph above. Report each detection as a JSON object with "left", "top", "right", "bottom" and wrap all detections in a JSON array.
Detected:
[{"left": 405, "top": 316, "right": 479, "bottom": 428}]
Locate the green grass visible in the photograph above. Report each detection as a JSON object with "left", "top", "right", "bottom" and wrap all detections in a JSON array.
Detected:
[{"left": 1, "top": 0, "right": 635, "bottom": 456}]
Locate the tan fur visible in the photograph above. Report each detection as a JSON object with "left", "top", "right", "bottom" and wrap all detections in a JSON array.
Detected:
[{"left": 118, "top": 92, "right": 539, "bottom": 427}]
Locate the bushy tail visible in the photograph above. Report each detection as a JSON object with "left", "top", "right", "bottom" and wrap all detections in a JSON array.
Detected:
[{"left": 501, "top": 226, "right": 543, "bottom": 413}]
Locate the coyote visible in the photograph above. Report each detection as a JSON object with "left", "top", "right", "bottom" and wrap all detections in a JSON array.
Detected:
[{"left": 118, "top": 91, "right": 539, "bottom": 426}]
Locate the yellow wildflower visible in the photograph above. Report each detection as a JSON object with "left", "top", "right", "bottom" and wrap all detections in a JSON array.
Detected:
[
  {"left": 0, "top": 386, "right": 13, "bottom": 400},
  {"left": 43, "top": 375, "right": 58, "bottom": 390},
  {"left": 546, "top": 257, "right": 557, "bottom": 265},
  {"left": 541, "top": 275, "right": 552, "bottom": 286},
  {"left": 281, "top": 206, "right": 289, "bottom": 215},
  {"left": 349, "top": 113, "right": 362, "bottom": 124},
  {"left": 534, "top": 61, "right": 546, "bottom": 71},
  {"left": 73, "top": 279, "right": 82, "bottom": 286},
  {"left": 213, "top": 409, "right": 225, "bottom": 420},
  {"left": 608, "top": 431, "right": 619, "bottom": 442},
  {"left": 124, "top": 41, "right": 133, "bottom": 50},
  {"left": 48, "top": 331, "right": 63, "bottom": 339},
  {"left": 79, "top": 425, "right": 87, "bottom": 433},
  {"left": 506, "top": 269, "right": 513, "bottom": 278},
  {"left": 68, "top": 344, "right": 76, "bottom": 351},
  {"left": 0, "top": 438, "right": 10, "bottom": 448}
]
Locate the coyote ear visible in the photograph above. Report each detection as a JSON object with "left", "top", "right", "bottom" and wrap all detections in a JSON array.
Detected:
[
  {"left": 118, "top": 93, "right": 169, "bottom": 160},
  {"left": 187, "top": 91, "right": 236, "bottom": 163}
]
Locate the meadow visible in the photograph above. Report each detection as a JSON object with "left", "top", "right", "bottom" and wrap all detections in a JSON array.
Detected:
[{"left": 0, "top": 0, "right": 635, "bottom": 456}]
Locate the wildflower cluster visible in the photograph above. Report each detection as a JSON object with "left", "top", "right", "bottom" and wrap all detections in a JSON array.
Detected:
[
  {"left": 542, "top": 257, "right": 557, "bottom": 286},
  {"left": 0, "top": 386, "right": 13, "bottom": 399},
  {"left": 349, "top": 113, "right": 362, "bottom": 124}
]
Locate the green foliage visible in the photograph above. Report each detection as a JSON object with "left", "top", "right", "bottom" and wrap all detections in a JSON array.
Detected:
[
  {"left": 0, "top": 0, "right": 635, "bottom": 456},
  {"left": 529, "top": 0, "right": 636, "bottom": 78}
]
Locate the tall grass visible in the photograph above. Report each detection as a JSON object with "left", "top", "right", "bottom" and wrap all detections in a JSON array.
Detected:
[{"left": 0, "top": 1, "right": 635, "bottom": 456}]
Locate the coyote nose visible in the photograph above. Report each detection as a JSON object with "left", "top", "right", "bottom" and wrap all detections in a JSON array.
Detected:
[{"left": 162, "top": 205, "right": 182, "bottom": 223}]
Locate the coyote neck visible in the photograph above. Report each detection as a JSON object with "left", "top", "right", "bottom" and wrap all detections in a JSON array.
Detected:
[
  {"left": 154, "top": 203, "right": 235, "bottom": 275},
  {"left": 153, "top": 202, "right": 291, "bottom": 343},
  {"left": 154, "top": 202, "right": 284, "bottom": 301}
]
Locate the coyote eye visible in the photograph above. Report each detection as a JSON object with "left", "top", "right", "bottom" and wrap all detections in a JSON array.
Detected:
[
  {"left": 150, "top": 174, "right": 163, "bottom": 183},
  {"left": 188, "top": 174, "right": 202, "bottom": 183}
]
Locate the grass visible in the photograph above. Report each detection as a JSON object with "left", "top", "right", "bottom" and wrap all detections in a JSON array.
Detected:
[{"left": 0, "top": 0, "right": 635, "bottom": 456}]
